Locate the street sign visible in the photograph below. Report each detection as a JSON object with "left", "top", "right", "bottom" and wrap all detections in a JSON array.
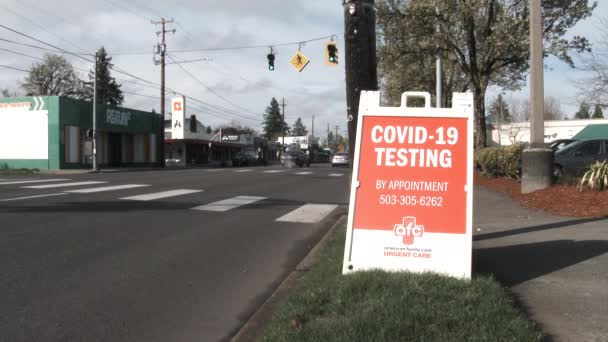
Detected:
[
  {"left": 343, "top": 91, "right": 474, "bottom": 279},
  {"left": 289, "top": 51, "right": 310, "bottom": 72},
  {"left": 171, "top": 96, "right": 185, "bottom": 139}
]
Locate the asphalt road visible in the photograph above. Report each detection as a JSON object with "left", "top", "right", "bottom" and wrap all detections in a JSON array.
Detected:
[{"left": 0, "top": 164, "right": 351, "bottom": 342}]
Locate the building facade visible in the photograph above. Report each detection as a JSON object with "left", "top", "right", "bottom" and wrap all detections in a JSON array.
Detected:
[{"left": 0, "top": 96, "right": 161, "bottom": 170}]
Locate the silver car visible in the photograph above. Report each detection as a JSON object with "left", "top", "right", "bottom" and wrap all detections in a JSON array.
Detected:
[{"left": 331, "top": 152, "right": 349, "bottom": 167}]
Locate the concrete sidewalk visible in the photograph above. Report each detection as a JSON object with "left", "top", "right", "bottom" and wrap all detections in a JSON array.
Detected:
[{"left": 473, "top": 187, "right": 608, "bottom": 342}]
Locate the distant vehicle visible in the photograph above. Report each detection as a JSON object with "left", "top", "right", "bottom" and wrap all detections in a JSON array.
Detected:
[
  {"left": 232, "top": 151, "right": 258, "bottom": 167},
  {"left": 554, "top": 139, "right": 608, "bottom": 177},
  {"left": 549, "top": 139, "right": 577, "bottom": 152},
  {"left": 280, "top": 150, "right": 309, "bottom": 167},
  {"left": 332, "top": 152, "right": 350, "bottom": 167}
]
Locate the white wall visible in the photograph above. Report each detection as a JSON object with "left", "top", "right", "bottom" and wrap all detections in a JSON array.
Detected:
[
  {"left": 487, "top": 119, "right": 608, "bottom": 146},
  {"left": 0, "top": 109, "right": 48, "bottom": 159}
]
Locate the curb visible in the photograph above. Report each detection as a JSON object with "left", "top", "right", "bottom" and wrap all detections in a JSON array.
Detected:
[{"left": 230, "top": 214, "right": 348, "bottom": 342}]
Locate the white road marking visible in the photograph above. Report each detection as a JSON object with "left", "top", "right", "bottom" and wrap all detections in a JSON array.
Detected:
[
  {"left": 191, "top": 196, "right": 266, "bottom": 212},
  {"left": 295, "top": 172, "right": 313, "bottom": 175},
  {"left": 234, "top": 169, "right": 253, "bottom": 173},
  {"left": 204, "top": 169, "right": 224, "bottom": 172},
  {"left": 0, "top": 179, "right": 70, "bottom": 185},
  {"left": 121, "top": 189, "right": 203, "bottom": 201},
  {"left": 66, "top": 184, "right": 149, "bottom": 193},
  {"left": 328, "top": 173, "right": 344, "bottom": 177},
  {"left": 263, "top": 170, "right": 286, "bottom": 173},
  {"left": 23, "top": 181, "right": 107, "bottom": 189},
  {"left": 0, "top": 193, "right": 68, "bottom": 202},
  {"left": 276, "top": 204, "right": 339, "bottom": 223}
]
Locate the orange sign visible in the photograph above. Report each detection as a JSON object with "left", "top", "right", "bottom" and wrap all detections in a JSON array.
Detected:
[
  {"left": 353, "top": 116, "right": 468, "bottom": 235},
  {"left": 343, "top": 91, "right": 474, "bottom": 279}
]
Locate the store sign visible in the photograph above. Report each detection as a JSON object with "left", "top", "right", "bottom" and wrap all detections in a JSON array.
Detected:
[
  {"left": 343, "top": 91, "right": 474, "bottom": 279},
  {"left": 172, "top": 96, "right": 186, "bottom": 139},
  {"left": 106, "top": 109, "right": 131, "bottom": 127},
  {"left": 221, "top": 135, "right": 240, "bottom": 141},
  {"left": 0, "top": 102, "right": 31, "bottom": 111}
]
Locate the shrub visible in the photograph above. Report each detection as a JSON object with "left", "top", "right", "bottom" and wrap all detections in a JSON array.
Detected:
[
  {"left": 474, "top": 144, "right": 524, "bottom": 179},
  {"left": 578, "top": 161, "right": 608, "bottom": 191}
]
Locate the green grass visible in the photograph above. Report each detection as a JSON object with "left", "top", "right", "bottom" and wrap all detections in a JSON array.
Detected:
[{"left": 259, "top": 226, "right": 543, "bottom": 342}]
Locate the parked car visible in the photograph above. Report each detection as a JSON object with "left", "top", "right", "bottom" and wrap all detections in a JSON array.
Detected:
[
  {"left": 232, "top": 151, "right": 258, "bottom": 167},
  {"left": 280, "top": 150, "right": 309, "bottom": 167},
  {"left": 554, "top": 139, "right": 608, "bottom": 177},
  {"left": 332, "top": 152, "right": 350, "bottom": 167},
  {"left": 549, "top": 139, "right": 577, "bottom": 152}
]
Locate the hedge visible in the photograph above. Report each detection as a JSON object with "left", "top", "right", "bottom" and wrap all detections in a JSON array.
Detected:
[{"left": 474, "top": 144, "right": 525, "bottom": 179}]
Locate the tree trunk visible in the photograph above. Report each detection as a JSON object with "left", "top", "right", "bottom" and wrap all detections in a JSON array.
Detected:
[{"left": 473, "top": 85, "right": 487, "bottom": 148}]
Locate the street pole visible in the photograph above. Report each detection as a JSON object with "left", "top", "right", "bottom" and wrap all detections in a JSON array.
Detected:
[
  {"left": 435, "top": 2, "right": 442, "bottom": 108},
  {"left": 344, "top": 0, "right": 378, "bottom": 165},
  {"left": 280, "top": 98, "right": 286, "bottom": 158},
  {"left": 92, "top": 52, "right": 98, "bottom": 171},
  {"left": 521, "top": 0, "right": 553, "bottom": 193},
  {"left": 335, "top": 125, "right": 339, "bottom": 151},
  {"left": 152, "top": 18, "right": 174, "bottom": 168}
]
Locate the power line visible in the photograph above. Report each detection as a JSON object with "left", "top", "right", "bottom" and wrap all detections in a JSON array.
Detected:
[
  {"left": 167, "top": 53, "right": 260, "bottom": 117},
  {"left": 109, "top": 34, "right": 340, "bottom": 55},
  {"left": 0, "top": 24, "right": 94, "bottom": 63},
  {"left": 0, "top": 36, "right": 69, "bottom": 54},
  {"left": 0, "top": 64, "right": 28, "bottom": 72},
  {"left": 1, "top": 4, "right": 92, "bottom": 55}
]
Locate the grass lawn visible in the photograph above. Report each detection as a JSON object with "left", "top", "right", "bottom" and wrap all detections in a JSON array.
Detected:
[{"left": 259, "top": 226, "right": 543, "bottom": 342}]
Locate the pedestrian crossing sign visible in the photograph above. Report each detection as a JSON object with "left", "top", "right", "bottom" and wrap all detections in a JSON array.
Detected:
[{"left": 289, "top": 51, "right": 310, "bottom": 72}]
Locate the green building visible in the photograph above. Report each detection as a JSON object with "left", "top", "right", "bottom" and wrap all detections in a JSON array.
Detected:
[{"left": 0, "top": 96, "right": 161, "bottom": 170}]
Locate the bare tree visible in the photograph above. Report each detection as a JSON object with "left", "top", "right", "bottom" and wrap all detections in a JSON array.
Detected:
[
  {"left": 578, "top": 17, "right": 606, "bottom": 102},
  {"left": 544, "top": 96, "right": 565, "bottom": 120},
  {"left": 21, "top": 54, "right": 83, "bottom": 97}
]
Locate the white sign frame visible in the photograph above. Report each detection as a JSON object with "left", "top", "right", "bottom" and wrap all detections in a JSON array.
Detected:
[
  {"left": 342, "top": 91, "right": 474, "bottom": 279},
  {"left": 171, "top": 96, "right": 186, "bottom": 140}
]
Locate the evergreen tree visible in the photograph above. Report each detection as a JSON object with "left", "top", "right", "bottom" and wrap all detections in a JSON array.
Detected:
[
  {"left": 82, "top": 47, "right": 123, "bottom": 106},
  {"left": 487, "top": 94, "right": 511, "bottom": 123},
  {"left": 575, "top": 102, "right": 591, "bottom": 119},
  {"left": 262, "top": 97, "right": 288, "bottom": 141},
  {"left": 592, "top": 104, "right": 604, "bottom": 119},
  {"left": 292, "top": 117, "right": 308, "bottom": 136}
]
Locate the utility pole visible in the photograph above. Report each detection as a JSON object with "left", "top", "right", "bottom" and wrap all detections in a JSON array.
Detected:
[
  {"left": 344, "top": 0, "right": 377, "bottom": 165},
  {"left": 521, "top": 0, "right": 552, "bottom": 194},
  {"left": 280, "top": 98, "right": 286, "bottom": 158},
  {"left": 311, "top": 115, "right": 315, "bottom": 139},
  {"left": 335, "top": 125, "right": 339, "bottom": 151},
  {"left": 152, "top": 18, "right": 175, "bottom": 168},
  {"left": 92, "top": 52, "right": 98, "bottom": 171},
  {"left": 435, "top": 2, "right": 442, "bottom": 108}
]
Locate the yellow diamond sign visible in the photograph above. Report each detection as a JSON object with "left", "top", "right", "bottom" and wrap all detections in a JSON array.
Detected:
[{"left": 290, "top": 51, "right": 310, "bottom": 72}]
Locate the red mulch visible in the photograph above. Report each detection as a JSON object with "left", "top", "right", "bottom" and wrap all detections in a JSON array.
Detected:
[{"left": 474, "top": 171, "right": 608, "bottom": 218}]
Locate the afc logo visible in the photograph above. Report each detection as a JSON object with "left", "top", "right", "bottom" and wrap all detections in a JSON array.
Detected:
[
  {"left": 173, "top": 101, "right": 182, "bottom": 112},
  {"left": 394, "top": 216, "right": 424, "bottom": 245}
]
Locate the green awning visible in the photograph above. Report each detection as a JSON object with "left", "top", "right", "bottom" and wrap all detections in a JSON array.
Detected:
[{"left": 572, "top": 124, "right": 608, "bottom": 140}]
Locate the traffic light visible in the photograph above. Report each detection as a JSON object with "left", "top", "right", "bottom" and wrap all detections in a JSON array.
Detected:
[
  {"left": 326, "top": 42, "right": 338, "bottom": 66},
  {"left": 267, "top": 53, "right": 275, "bottom": 71}
]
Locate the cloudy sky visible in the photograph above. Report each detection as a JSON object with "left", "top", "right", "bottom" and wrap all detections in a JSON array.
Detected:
[{"left": 0, "top": 0, "right": 606, "bottom": 135}]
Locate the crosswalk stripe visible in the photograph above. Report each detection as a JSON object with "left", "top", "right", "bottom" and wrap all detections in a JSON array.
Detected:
[
  {"left": 263, "top": 170, "right": 286, "bottom": 173},
  {"left": 0, "top": 193, "right": 68, "bottom": 202},
  {"left": 234, "top": 169, "right": 253, "bottom": 173},
  {"left": 22, "top": 181, "right": 107, "bottom": 189},
  {"left": 65, "top": 184, "right": 149, "bottom": 193},
  {"left": 328, "top": 173, "right": 344, "bottom": 177},
  {"left": 276, "top": 204, "right": 339, "bottom": 223},
  {"left": 295, "top": 172, "right": 313, "bottom": 175},
  {"left": 191, "top": 195, "right": 266, "bottom": 212},
  {"left": 121, "top": 189, "right": 203, "bottom": 201},
  {"left": 0, "top": 179, "right": 70, "bottom": 185}
]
